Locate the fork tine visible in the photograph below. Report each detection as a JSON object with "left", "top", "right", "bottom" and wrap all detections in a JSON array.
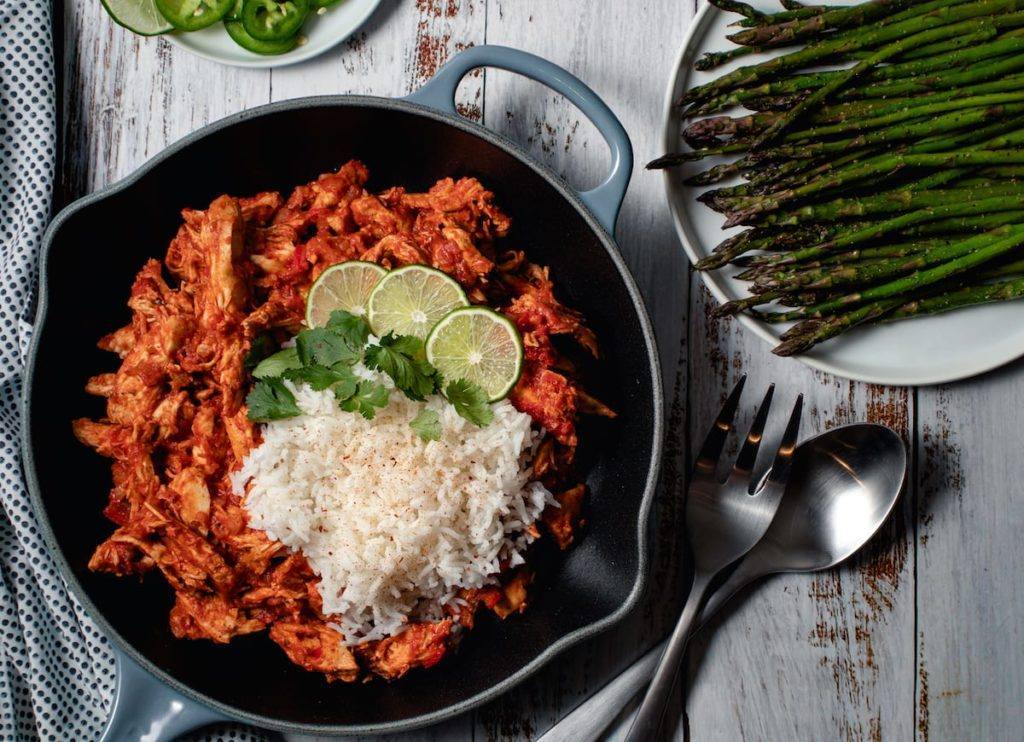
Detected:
[
  {"left": 731, "top": 383, "right": 775, "bottom": 479},
  {"left": 761, "top": 393, "right": 804, "bottom": 495},
  {"left": 694, "top": 375, "right": 747, "bottom": 476}
]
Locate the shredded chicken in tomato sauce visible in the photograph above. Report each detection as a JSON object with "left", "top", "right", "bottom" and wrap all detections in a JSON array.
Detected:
[{"left": 74, "top": 162, "right": 610, "bottom": 682}]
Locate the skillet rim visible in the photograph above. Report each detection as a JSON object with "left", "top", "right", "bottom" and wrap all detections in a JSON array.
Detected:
[{"left": 21, "top": 94, "right": 664, "bottom": 735}]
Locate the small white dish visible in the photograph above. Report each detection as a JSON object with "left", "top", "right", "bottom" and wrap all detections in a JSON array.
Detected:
[
  {"left": 166, "top": 0, "right": 383, "bottom": 69},
  {"left": 661, "top": 0, "right": 1024, "bottom": 386}
]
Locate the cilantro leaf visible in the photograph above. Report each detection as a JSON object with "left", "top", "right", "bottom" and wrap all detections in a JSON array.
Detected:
[
  {"left": 445, "top": 379, "right": 494, "bottom": 427},
  {"left": 245, "top": 334, "right": 277, "bottom": 373},
  {"left": 336, "top": 379, "right": 389, "bottom": 420},
  {"left": 295, "top": 327, "right": 361, "bottom": 368},
  {"left": 326, "top": 310, "right": 371, "bottom": 350},
  {"left": 283, "top": 363, "right": 358, "bottom": 392},
  {"left": 410, "top": 408, "right": 442, "bottom": 441},
  {"left": 329, "top": 371, "right": 359, "bottom": 402},
  {"left": 379, "top": 333, "right": 422, "bottom": 357},
  {"left": 253, "top": 347, "right": 302, "bottom": 379},
  {"left": 246, "top": 378, "right": 302, "bottom": 422},
  {"left": 364, "top": 333, "right": 441, "bottom": 401}
]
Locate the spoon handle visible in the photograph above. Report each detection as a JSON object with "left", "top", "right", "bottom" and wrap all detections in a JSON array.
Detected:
[
  {"left": 534, "top": 639, "right": 666, "bottom": 742},
  {"left": 536, "top": 563, "right": 763, "bottom": 742},
  {"left": 699, "top": 557, "right": 764, "bottom": 624},
  {"left": 622, "top": 571, "right": 713, "bottom": 742}
]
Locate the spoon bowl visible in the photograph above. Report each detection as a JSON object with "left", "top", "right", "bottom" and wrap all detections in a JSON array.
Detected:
[
  {"left": 749, "top": 422, "right": 906, "bottom": 574},
  {"left": 702, "top": 423, "right": 907, "bottom": 617}
]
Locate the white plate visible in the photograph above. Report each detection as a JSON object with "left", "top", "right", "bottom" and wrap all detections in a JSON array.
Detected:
[
  {"left": 166, "top": 0, "right": 382, "bottom": 69},
  {"left": 662, "top": 0, "right": 1024, "bottom": 386}
]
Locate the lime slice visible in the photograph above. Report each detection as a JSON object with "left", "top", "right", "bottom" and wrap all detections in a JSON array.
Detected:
[
  {"left": 426, "top": 307, "right": 524, "bottom": 401},
  {"left": 305, "top": 261, "right": 387, "bottom": 327},
  {"left": 367, "top": 265, "right": 469, "bottom": 340},
  {"left": 101, "top": 0, "right": 174, "bottom": 35}
]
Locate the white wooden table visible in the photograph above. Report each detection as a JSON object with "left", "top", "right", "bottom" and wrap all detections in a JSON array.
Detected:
[{"left": 59, "top": 0, "right": 1023, "bottom": 739}]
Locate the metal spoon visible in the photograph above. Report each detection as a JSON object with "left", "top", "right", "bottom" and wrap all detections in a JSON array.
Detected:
[{"left": 537, "top": 422, "right": 907, "bottom": 742}]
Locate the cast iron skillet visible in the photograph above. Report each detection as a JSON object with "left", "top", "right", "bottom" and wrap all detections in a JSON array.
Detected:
[{"left": 22, "top": 46, "right": 663, "bottom": 738}]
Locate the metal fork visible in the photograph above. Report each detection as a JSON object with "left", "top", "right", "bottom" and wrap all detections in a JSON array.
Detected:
[{"left": 622, "top": 376, "right": 803, "bottom": 742}]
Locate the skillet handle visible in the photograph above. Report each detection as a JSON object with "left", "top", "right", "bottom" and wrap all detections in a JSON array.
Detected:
[
  {"left": 101, "top": 649, "right": 227, "bottom": 742},
  {"left": 404, "top": 45, "right": 633, "bottom": 235}
]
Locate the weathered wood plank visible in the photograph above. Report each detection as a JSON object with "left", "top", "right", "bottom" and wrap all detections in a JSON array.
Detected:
[
  {"left": 915, "top": 374, "right": 1024, "bottom": 741},
  {"left": 59, "top": 0, "right": 270, "bottom": 202},
  {"left": 684, "top": 284, "right": 916, "bottom": 742},
  {"left": 269, "top": 0, "right": 485, "bottom": 107},
  {"left": 477, "top": 0, "right": 694, "bottom": 739}
]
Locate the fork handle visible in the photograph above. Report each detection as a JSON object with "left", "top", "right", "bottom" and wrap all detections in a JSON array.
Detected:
[{"left": 622, "top": 571, "right": 713, "bottom": 742}]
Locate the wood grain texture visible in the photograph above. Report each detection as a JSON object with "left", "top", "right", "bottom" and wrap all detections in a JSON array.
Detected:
[
  {"left": 59, "top": 0, "right": 1024, "bottom": 739},
  {"left": 684, "top": 285, "right": 916, "bottom": 742},
  {"left": 915, "top": 373, "right": 1024, "bottom": 742},
  {"left": 58, "top": 0, "right": 269, "bottom": 203}
]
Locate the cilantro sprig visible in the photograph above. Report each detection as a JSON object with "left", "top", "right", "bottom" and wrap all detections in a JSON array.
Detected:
[
  {"left": 445, "top": 378, "right": 494, "bottom": 427},
  {"left": 336, "top": 379, "right": 390, "bottom": 420},
  {"left": 410, "top": 408, "right": 442, "bottom": 441},
  {"left": 246, "top": 377, "right": 302, "bottom": 421},
  {"left": 246, "top": 310, "right": 383, "bottom": 423},
  {"left": 245, "top": 308, "right": 495, "bottom": 433},
  {"left": 364, "top": 333, "right": 442, "bottom": 401}
]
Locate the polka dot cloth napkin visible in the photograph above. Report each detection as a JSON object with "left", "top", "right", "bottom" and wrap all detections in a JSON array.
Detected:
[
  {"left": 3, "top": 4, "right": 274, "bottom": 740},
  {"left": 0, "top": 1, "right": 119, "bottom": 739}
]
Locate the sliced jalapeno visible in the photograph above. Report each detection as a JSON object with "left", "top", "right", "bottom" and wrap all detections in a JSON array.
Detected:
[
  {"left": 155, "top": 0, "right": 234, "bottom": 31},
  {"left": 224, "top": 19, "right": 299, "bottom": 54},
  {"left": 240, "top": 0, "right": 310, "bottom": 42},
  {"left": 226, "top": 0, "right": 244, "bottom": 20}
]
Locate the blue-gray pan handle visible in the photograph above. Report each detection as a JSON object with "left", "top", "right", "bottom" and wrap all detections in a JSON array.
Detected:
[
  {"left": 404, "top": 45, "right": 633, "bottom": 235},
  {"left": 101, "top": 649, "right": 226, "bottom": 742}
]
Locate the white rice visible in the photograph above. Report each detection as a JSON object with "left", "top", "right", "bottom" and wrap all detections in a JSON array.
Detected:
[{"left": 231, "top": 371, "right": 550, "bottom": 645}]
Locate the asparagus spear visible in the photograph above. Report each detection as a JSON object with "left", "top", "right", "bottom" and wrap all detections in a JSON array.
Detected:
[
  {"left": 847, "top": 51, "right": 1024, "bottom": 99},
  {"left": 726, "top": 0, "right": 918, "bottom": 48},
  {"left": 683, "top": 113, "right": 779, "bottom": 145},
  {"left": 669, "top": 100, "right": 1024, "bottom": 172},
  {"left": 894, "top": 26, "right": 997, "bottom": 58},
  {"left": 771, "top": 299, "right": 906, "bottom": 355},
  {"left": 707, "top": 0, "right": 765, "bottom": 21},
  {"left": 681, "top": 1, "right": 1024, "bottom": 109},
  {"left": 754, "top": 185, "right": 1024, "bottom": 227},
  {"left": 894, "top": 210, "right": 1024, "bottom": 234},
  {"left": 821, "top": 73, "right": 1024, "bottom": 122},
  {"left": 774, "top": 269, "right": 1024, "bottom": 355},
  {"left": 754, "top": 227, "right": 1021, "bottom": 291},
  {"left": 686, "top": 75, "right": 1024, "bottom": 144},
  {"left": 688, "top": 34, "right": 1024, "bottom": 114},
  {"left": 732, "top": 103, "right": 1024, "bottom": 171},
  {"left": 733, "top": 4, "right": 837, "bottom": 28},
  {"left": 788, "top": 91, "right": 1024, "bottom": 142},
  {"left": 695, "top": 47, "right": 759, "bottom": 72},
  {"left": 757, "top": 226, "right": 1024, "bottom": 325},
  {"left": 749, "top": 198, "right": 1024, "bottom": 266},
  {"left": 713, "top": 290, "right": 823, "bottom": 317},
  {"left": 730, "top": 213, "right": 1024, "bottom": 270},
  {"left": 695, "top": 224, "right": 845, "bottom": 270},
  {"left": 728, "top": 207, "right": 1024, "bottom": 275},
  {"left": 730, "top": 0, "right": 988, "bottom": 50},
  {"left": 724, "top": 149, "right": 1024, "bottom": 227},
  {"left": 750, "top": 13, "right": 1024, "bottom": 148},
  {"left": 734, "top": 241, "right": 949, "bottom": 276},
  {"left": 887, "top": 276, "right": 1024, "bottom": 319}
]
